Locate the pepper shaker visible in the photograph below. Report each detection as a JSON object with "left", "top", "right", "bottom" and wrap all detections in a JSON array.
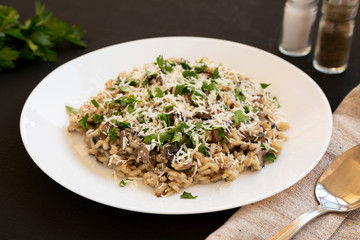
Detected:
[
  {"left": 313, "top": 0, "right": 359, "bottom": 74},
  {"left": 279, "top": 0, "right": 319, "bottom": 57}
]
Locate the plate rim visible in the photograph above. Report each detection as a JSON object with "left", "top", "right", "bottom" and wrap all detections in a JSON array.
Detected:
[{"left": 20, "top": 36, "right": 333, "bottom": 214}]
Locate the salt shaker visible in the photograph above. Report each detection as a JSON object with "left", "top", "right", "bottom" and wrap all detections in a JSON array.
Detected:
[
  {"left": 279, "top": 0, "right": 319, "bottom": 57},
  {"left": 313, "top": 0, "right": 359, "bottom": 74}
]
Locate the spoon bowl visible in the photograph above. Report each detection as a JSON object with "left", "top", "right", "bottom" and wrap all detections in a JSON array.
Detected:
[{"left": 272, "top": 144, "right": 360, "bottom": 240}]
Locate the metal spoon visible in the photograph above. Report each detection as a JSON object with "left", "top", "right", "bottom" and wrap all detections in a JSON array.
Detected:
[{"left": 272, "top": 144, "right": 360, "bottom": 240}]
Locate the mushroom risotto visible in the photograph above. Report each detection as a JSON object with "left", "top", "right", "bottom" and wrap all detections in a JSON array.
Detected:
[{"left": 67, "top": 56, "right": 289, "bottom": 197}]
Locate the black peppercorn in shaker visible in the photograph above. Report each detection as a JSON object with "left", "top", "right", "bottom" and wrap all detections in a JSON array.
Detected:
[{"left": 313, "top": 0, "right": 359, "bottom": 74}]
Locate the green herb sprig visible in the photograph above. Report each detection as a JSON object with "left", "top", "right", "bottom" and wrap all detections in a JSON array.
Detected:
[{"left": 0, "top": 2, "right": 87, "bottom": 72}]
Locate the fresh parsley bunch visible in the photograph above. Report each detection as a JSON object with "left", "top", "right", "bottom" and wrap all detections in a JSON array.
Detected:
[{"left": 0, "top": 1, "right": 86, "bottom": 72}]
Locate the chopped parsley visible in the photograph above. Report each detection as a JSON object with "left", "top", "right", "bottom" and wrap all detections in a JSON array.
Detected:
[
  {"left": 108, "top": 127, "right": 117, "bottom": 142},
  {"left": 92, "top": 114, "right": 104, "bottom": 124},
  {"left": 78, "top": 113, "right": 89, "bottom": 131},
  {"left": 156, "top": 55, "right": 174, "bottom": 73},
  {"left": 119, "top": 180, "right": 126, "bottom": 187},
  {"left": 174, "top": 84, "right": 193, "bottom": 96},
  {"left": 158, "top": 113, "right": 170, "bottom": 127},
  {"left": 127, "top": 104, "right": 135, "bottom": 114},
  {"left": 195, "top": 122, "right": 203, "bottom": 129},
  {"left": 265, "top": 153, "right": 277, "bottom": 162},
  {"left": 234, "top": 87, "right": 246, "bottom": 101},
  {"left": 164, "top": 105, "right": 175, "bottom": 110},
  {"left": 112, "top": 120, "right": 131, "bottom": 130},
  {"left": 180, "top": 62, "right": 191, "bottom": 70},
  {"left": 125, "top": 78, "right": 139, "bottom": 87},
  {"left": 114, "top": 95, "right": 141, "bottom": 106},
  {"left": 213, "top": 67, "right": 220, "bottom": 79},
  {"left": 194, "top": 64, "right": 207, "bottom": 74},
  {"left": 91, "top": 99, "right": 99, "bottom": 108},
  {"left": 148, "top": 90, "right": 155, "bottom": 103},
  {"left": 182, "top": 70, "right": 197, "bottom": 79},
  {"left": 198, "top": 143, "right": 209, "bottom": 156},
  {"left": 273, "top": 97, "right": 280, "bottom": 108},
  {"left": 216, "top": 127, "right": 230, "bottom": 143},
  {"left": 233, "top": 110, "right": 249, "bottom": 124},
  {"left": 260, "top": 83, "right": 271, "bottom": 89},
  {"left": 171, "top": 132, "right": 183, "bottom": 145},
  {"left": 115, "top": 76, "right": 121, "bottom": 85},
  {"left": 180, "top": 191, "right": 198, "bottom": 199},
  {"left": 65, "top": 106, "right": 78, "bottom": 114},
  {"left": 201, "top": 80, "right": 219, "bottom": 95},
  {"left": 155, "top": 88, "right": 164, "bottom": 98},
  {"left": 144, "top": 132, "right": 172, "bottom": 145},
  {"left": 119, "top": 86, "right": 127, "bottom": 93}
]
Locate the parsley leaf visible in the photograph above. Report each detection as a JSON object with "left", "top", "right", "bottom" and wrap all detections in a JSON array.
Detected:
[
  {"left": 265, "top": 153, "right": 277, "bottom": 162},
  {"left": 273, "top": 97, "right": 280, "bottom": 108},
  {"left": 194, "top": 64, "right": 207, "bottom": 74},
  {"left": 148, "top": 90, "right": 155, "bottom": 103},
  {"left": 164, "top": 104, "right": 175, "bottom": 110},
  {"left": 65, "top": 105, "right": 78, "bottom": 114},
  {"left": 108, "top": 127, "right": 117, "bottom": 142},
  {"left": 114, "top": 95, "right": 141, "bottom": 106},
  {"left": 114, "top": 76, "right": 121, "bottom": 85},
  {"left": 171, "top": 132, "right": 183, "bottom": 145},
  {"left": 78, "top": 113, "right": 89, "bottom": 131},
  {"left": 158, "top": 113, "right": 170, "bottom": 127},
  {"left": 127, "top": 104, "right": 135, "bottom": 114},
  {"left": 118, "top": 86, "right": 127, "bottom": 93},
  {"left": 234, "top": 87, "right": 246, "bottom": 101},
  {"left": 92, "top": 114, "right": 104, "bottom": 124},
  {"left": 174, "top": 84, "right": 192, "bottom": 96},
  {"left": 156, "top": 55, "right": 174, "bottom": 73},
  {"left": 201, "top": 80, "right": 219, "bottom": 95},
  {"left": 198, "top": 144, "right": 209, "bottom": 156},
  {"left": 144, "top": 132, "right": 172, "bottom": 144},
  {"left": 112, "top": 120, "right": 131, "bottom": 130},
  {"left": 233, "top": 110, "right": 249, "bottom": 124},
  {"left": 91, "top": 99, "right": 99, "bottom": 108},
  {"left": 180, "top": 191, "right": 198, "bottom": 199},
  {"left": 260, "top": 83, "right": 271, "bottom": 89},
  {"left": 213, "top": 67, "right": 220, "bottom": 79},
  {"left": 195, "top": 122, "right": 203, "bottom": 129},
  {"left": 0, "top": 2, "right": 86, "bottom": 72},
  {"left": 182, "top": 70, "right": 197, "bottom": 79},
  {"left": 180, "top": 62, "right": 191, "bottom": 70},
  {"left": 155, "top": 88, "right": 164, "bottom": 98},
  {"left": 119, "top": 180, "right": 126, "bottom": 187},
  {"left": 207, "top": 127, "right": 230, "bottom": 143}
]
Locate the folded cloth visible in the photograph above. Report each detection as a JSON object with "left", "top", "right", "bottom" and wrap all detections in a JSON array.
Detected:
[{"left": 207, "top": 84, "right": 360, "bottom": 240}]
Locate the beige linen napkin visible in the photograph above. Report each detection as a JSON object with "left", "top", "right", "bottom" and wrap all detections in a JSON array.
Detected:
[{"left": 207, "top": 84, "right": 360, "bottom": 240}]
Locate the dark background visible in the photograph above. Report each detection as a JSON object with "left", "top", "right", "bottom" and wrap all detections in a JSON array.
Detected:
[{"left": 1, "top": 0, "right": 359, "bottom": 239}]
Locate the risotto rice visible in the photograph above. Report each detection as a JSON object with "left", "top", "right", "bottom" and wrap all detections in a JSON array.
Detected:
[{"left": 67, "top": 56, "right": 289, "bottom": 197}]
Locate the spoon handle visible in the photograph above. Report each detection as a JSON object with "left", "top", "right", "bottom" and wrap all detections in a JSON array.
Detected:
[{"left": 271, "top": 205, "right": 330, "bottom": 240}]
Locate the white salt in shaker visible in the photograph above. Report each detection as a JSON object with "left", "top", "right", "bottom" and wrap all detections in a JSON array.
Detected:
[{"left": 279, "top": 0, "right": 319, "bottom": 57}]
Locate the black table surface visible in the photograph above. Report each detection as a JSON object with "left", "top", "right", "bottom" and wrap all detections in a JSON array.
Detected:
[{"left": 1, "top": 0, "right": 359, "bottom": 239}]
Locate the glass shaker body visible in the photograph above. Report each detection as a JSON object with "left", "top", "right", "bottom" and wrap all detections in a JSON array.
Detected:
[
  {"left": 313, "top": 0, "right": 359, "bottom": 74},
  {"left": 279, "top": 0, "right": 318, "bottom": 57}
]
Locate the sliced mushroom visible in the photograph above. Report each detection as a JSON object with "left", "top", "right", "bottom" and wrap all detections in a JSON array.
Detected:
[
  {"left": 258, "top": 132, "right": 266, "bottom": 143},
  {"left": 93, "top": 130, "right": 106, "bottom": 143},
  {"left": 195, "top": 111, "right": 211, "bottom": 120},
  {"left": 211, "top": 129, "right": 222, "bottom": 143},
  {"left": 137, "top": 145, "right": 150, "bottom": 163},
  {"left": 257, "top": 112, "right": 266, "bottom": 121},
  {"left": 118, "top": 130, "right": 126, "bottom": 149},
  {"left": 156, "top": 74, "right": 163, "bottom": 85},
  {"left": 165, "top": 146, "right": 179, "bottom": 163},
  {"left": 256, "top": 150, "right": 267, "bottom": 168}
]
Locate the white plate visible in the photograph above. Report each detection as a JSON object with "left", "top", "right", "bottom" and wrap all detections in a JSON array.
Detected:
[{"left": 20, "top": 37, "right": 332, "bottom": 214}]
